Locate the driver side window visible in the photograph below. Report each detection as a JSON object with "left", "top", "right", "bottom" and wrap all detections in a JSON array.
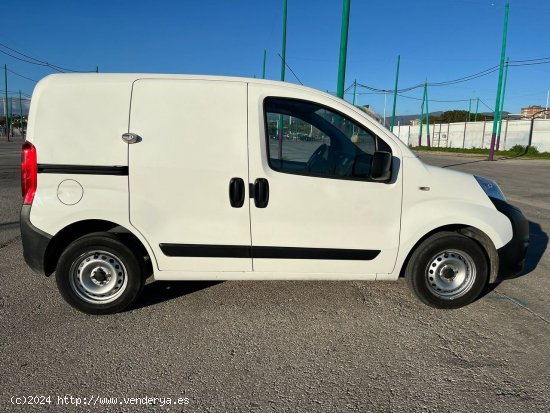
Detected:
[{"left": 264, "top": 98, "right": 391, "bottom": 180}]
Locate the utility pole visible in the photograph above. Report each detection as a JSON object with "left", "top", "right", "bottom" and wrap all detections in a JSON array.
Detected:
[
  {"left": 475, "top": 98, "right": 479, "bottom": 122},
  {"left": 467, "top": 99, "right": 472, "bottom": 122},
  {"left": 280, "top": 0, "right": 288, "bottom": 82},
  {"left": 418, "top": 87, "right": 426, "bottom": 147},
  {"left": 4, "top": 64, "right": 9, "bottom": 141},
  {"left": 19, "top": 90, "right": 23, "bottom": 136},
  {"left": 488, "top": 2, "right": 509, "bottom": 161},
  {"left": 390, "top": 54, "right": 400, "bottom": 132},
  {"left": 352, "top": 79, "right": 357, "bottom": 105},
  {"left": 336, "top": 0, "right": 351, "bottom": 99},
  {"left": 262, "top": 49, "right": 267, "bottom": 79},
  {"left": 496, "top": 57, "right": 509, "bottom": 150},
  {"left": 278, "top": 0, "right": 288, "bottom": 159},
  {"left": 424, "top": 82, "right": 431, "bottom": 147},
  {"left": 383, "top": 93, "right": 387, "bottom": 126}
]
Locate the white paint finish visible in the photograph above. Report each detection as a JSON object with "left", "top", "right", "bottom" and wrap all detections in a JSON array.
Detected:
[
  {"left": 403, "top": 160, "right": 512, "bottom": 247},
  {"left": 375, "top": 273, "right": 399, "bottom": 281},
  {"left": 31, "top": 174, "right": 130, "bottom": 234},
  {"left": 57, "top": 179, "right": 83, "bottom": 205},
  {"left": 128, "top": 79, "right": 252, "bottom": 272},
  {"left": 247, "top": 83, "right": 403, "bottom": 274},
  {"left": 27, "top": 74, "right": 131, "bottom": 166},
  {"left": 388, "top": 157, "right": 513, "bottom": 279},
  {"left": 30, "top": 173, "right": 159, "bottom": 269}
]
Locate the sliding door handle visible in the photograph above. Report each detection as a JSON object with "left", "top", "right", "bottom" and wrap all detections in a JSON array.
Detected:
[
  {"left": 253, "top": 178, "right": 269, "bottom": 208},
  {"left": 229, "top": 178, "right": 245, "bottom": 208}
]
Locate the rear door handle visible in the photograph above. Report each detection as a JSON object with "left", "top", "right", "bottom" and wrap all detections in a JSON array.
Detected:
[
  {"left": 229, "top": 178, "right": 245, "bottom": 208},
  {"left": 253, "top": 178, "right": 269, "bottom": 208},
  {"left": 121, "top": 133, "right": 141, "bottom": 144}
]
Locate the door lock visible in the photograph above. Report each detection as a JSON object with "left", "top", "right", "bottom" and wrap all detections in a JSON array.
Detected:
[{"left": 121, "top": 133, "right": 141, "bottom": 144}]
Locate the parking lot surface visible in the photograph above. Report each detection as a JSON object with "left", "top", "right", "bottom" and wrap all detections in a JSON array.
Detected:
[{"left": 0, "top": 140, "right": 548, "bottom": 412}]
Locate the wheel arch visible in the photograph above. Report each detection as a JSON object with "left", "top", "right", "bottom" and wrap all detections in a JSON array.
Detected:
[
  {"left": 398, "top": 224, "right": 499, "bottom": 284},
  {"left": 44, "top": 219, "right": 153, "bottom": 277}
]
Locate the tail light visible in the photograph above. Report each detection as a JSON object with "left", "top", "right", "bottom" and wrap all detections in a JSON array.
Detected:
[{"left": 21, "top": 141, "right": 37, "bottom": 205}]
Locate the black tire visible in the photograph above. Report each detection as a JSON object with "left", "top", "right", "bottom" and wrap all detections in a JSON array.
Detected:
[
  {"left": 55, "top": 233, "right": 145, "bottom": 315},
  {"left": 405, "top": 231, "right": 488, "bottom": 309}
]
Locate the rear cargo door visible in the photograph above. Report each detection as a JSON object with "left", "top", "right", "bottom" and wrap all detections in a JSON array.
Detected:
[{"left": 128, "top": 79, "right": 252, "bottom": 272}]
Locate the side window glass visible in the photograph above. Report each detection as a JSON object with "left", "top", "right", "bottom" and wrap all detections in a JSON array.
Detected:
[{"left": 264, "top": 98, "right": 391, "bottom": 180}]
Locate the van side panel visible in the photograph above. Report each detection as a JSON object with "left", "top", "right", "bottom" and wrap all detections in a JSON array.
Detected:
[
  {"left": 27, "top": 74, "right": 131, "bottom": 166},
  {"left": 27, "top": 75, "right": 133, "bottom": 236},
  {"left": 128, "top": 79, "right": 252, "bottom": 272},
  {"left": 246, "top": 83, "right": 403, "bottom": 275},
  {"left": 387, "top": 157, "right": 514, "bottom": 280}
]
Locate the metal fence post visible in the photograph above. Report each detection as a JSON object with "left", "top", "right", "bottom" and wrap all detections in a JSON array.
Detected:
[{"left": 528, "top": 117, "right": 535, "bottom": 147}]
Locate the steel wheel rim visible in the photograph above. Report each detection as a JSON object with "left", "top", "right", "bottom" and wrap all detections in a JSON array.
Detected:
[
  {"left": 69, "top": 250, "right": 128, "bottom": 304},
  {"left": 425, "top": 249, "right": 476, "bottom": 300}
]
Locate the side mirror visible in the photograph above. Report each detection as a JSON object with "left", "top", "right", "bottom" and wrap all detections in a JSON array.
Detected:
[{"left": 369, "top": 151, "right": 392, "bottom": 182}]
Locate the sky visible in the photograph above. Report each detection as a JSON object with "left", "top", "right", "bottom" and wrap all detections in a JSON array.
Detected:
[{"left": 2, "top": 0, "right": 550, "bottom": 118}]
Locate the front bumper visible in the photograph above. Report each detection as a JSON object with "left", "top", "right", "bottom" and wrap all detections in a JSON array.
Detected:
[
  {"left": 20, "top": 204, "right": 52, "bottom": 275},
  {"left": 490, "top": 197, "right": 529, "bottom": 279}
]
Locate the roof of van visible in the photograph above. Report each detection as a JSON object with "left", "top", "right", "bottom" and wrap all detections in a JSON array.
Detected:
[{"left": 36, "top": 72, "right": 324, "bottom": 93}]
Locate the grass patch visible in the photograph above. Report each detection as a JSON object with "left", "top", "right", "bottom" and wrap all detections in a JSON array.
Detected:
[{"left": 411, "top": 145, "right": 550, "bottom": 159}]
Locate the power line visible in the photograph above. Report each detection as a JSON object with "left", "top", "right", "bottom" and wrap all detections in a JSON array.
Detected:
[
  {"left": 508, "top": 60, "right": 550, "bottom": 67},
  {"left": 0, "top": 88, "right": 30, "bottom": 95},
  {"left": 509, "top": 56, "right": 550, "bottom": 63},
  {"left": 6, "top": 67, "right": 38, "bottom": 83},
  {"left": 357, "top": 65, "right": 500, "bottom": 93},
  {"left": 344, "top": 82, "right": 355, "bottom": 93},
  {"left": 356, "top": 56, "right": 550, "bottom": 94},
  {"left": 277, "top": 53, "right": 303, "bottom": 85},
  {"left": 478, "top": 98, "right": 495, "bottom": 112},
  {"left": 398, "top": 93, "right": 472, "bottom": 103},
  {"left": 0, "top": 42, "right": 95, "bottom": 73},
  {"left": 0, "top": 48, "right": 59, "bottom": 70}
]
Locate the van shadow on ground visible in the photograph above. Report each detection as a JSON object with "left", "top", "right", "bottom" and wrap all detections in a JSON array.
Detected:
[
  {"left": 523, "top": 220, "right": 548, "bottom": 275},
  {"left": 130, "top": 280, "right": 222, "bottom": 311},
  {"left": 480, "top": 220, "right": 548, "bottom": 298}
]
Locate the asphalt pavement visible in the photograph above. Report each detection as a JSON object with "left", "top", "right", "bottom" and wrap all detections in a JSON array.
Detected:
[{"left": 0, "top": 140, "right": 548, "bottom": 412}]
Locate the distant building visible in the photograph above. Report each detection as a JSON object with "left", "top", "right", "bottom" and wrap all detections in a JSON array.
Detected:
[
  {"left": 521, "top": 105, "right": 550, "bottom": 119},
  {"left": 410, "top": 119, "right": 421, "bottom": 126}
]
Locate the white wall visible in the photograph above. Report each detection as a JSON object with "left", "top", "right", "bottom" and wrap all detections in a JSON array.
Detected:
[{"left": 394, "top": 119, "right": 550, "bottom": 152}]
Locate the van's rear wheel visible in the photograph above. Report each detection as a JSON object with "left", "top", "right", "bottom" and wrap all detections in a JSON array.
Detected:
[
  {"left": 56, "top": 233, "right": 144, "bottom": 314},
  {"left": 405, "top": 232, "right": 488, "bottom": 309}
]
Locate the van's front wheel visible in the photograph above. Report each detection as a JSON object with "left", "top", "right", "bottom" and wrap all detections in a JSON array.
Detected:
[
  {"left": 56, "top": 233, "right": 144, "bottom": 314},
  {"left": 405, "top": 232, "right": 488, "bottom": 309}
]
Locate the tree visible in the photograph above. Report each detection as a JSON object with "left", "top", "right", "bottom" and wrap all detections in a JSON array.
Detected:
[{"left": 419, "top": 110, "right": 493, "bottom": 124}]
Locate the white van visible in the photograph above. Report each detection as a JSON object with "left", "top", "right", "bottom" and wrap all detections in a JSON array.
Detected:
[{"left": 21, "top": 74, "right": 529, "bottom": 314}]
